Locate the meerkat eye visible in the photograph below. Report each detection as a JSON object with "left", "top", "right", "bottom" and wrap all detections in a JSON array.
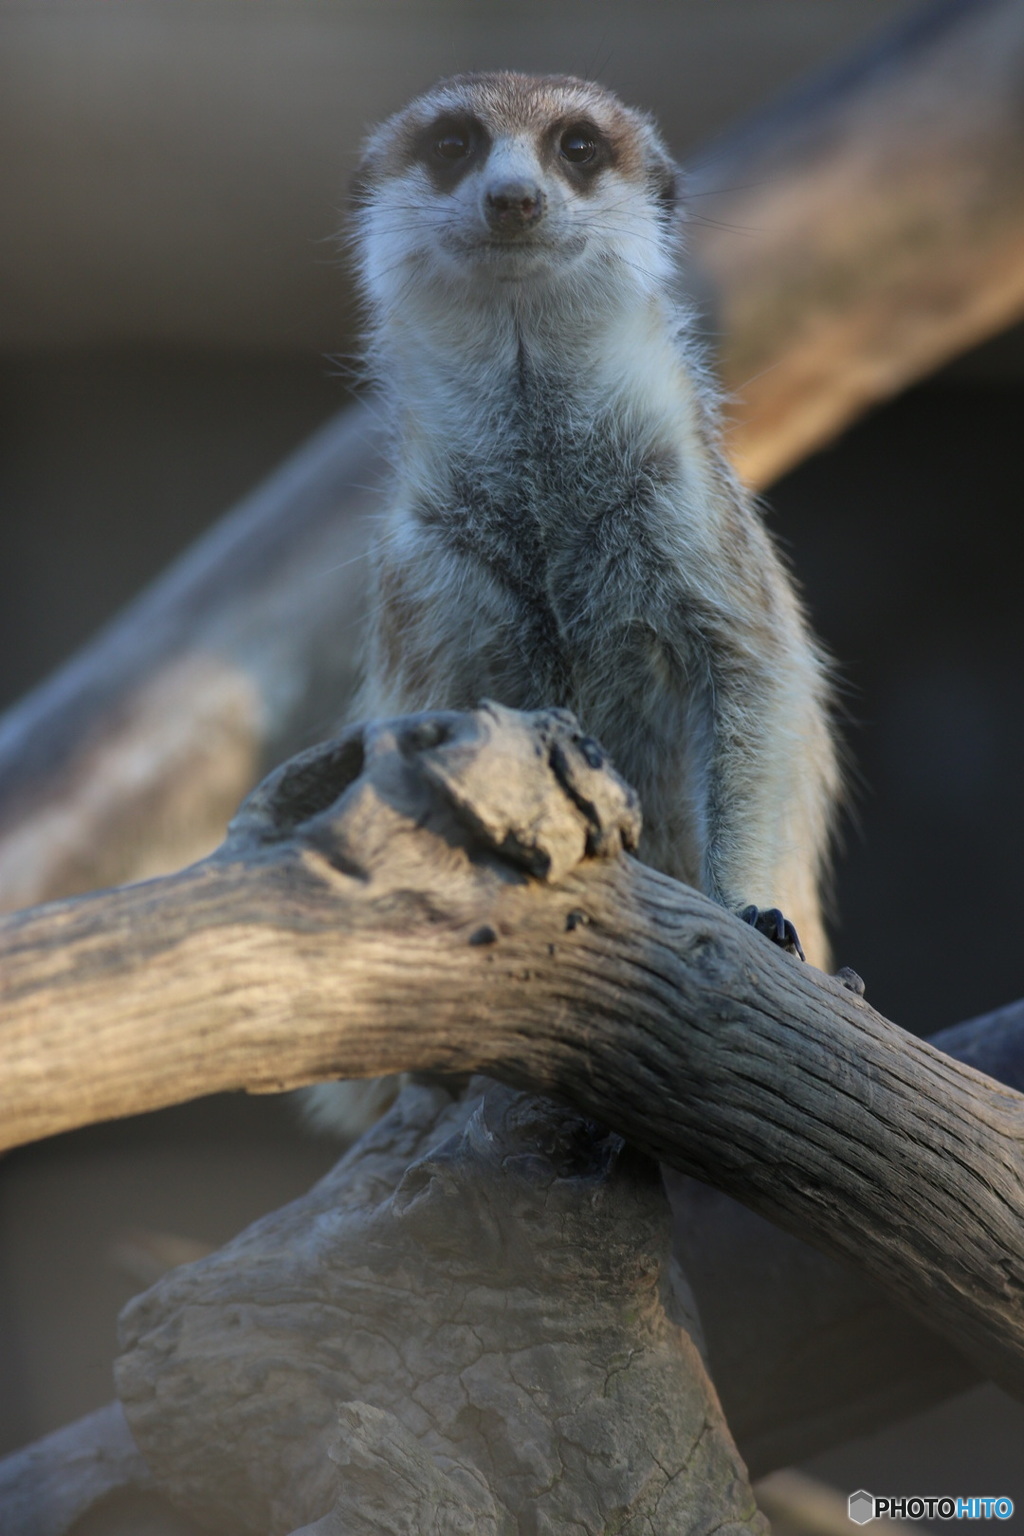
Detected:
[
  {"left": 559, "top": 126, "right": 598, "bottom": 164},
  {"left": 435, "top": 128, "right": 472, "bottom": 161},
  {"left": 415, "top": 113, "right": 486, "bottom": 187}
]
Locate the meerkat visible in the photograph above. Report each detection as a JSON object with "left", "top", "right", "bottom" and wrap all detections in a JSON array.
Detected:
[{"left": 304, "top": 72, "right": 841, "bottom": 1135}]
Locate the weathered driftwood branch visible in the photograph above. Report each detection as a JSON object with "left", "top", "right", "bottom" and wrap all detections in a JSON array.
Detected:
[
  {"left": 4, "top": 0, "right": 1024, "bottom": 912},
  {"left": 673, "top": 1002, "right": 1024, "bottom": 1472},
  {"left": 0, "top": 1081, "right": 772, "bottom": 1536},
  {"left": 0, "top": 1404, "right": 159, "bottom": 1536},
  {"left": 5, "top": 869, "right": 1022, "bottom": 1527},
  {"left": 0, "top": 407, "right": 384, "bottom": 912},
  {"left": 112, "top": 1081, "right": 767, "bottom": 1536},
  {"left": 1, "top": 1014, "right": 1016, "bottom": 1532},
  {"left": 6, "top": 1004, "right": 1018, "bottom": 1531},
  {"left": 0, "top": 1125, "right": 988, "bottom": 1525},
  {"left": 2, "top": 704, "right": 1023, "bottom": 1407},
  {"left": 10, "top": 1003, "right": 1016, "bottom": 1532},
  {"left": 0, "top": 1076, "right": 995, "bottom": 1533},
  {"left": 696, "top": 0, "right": 1024, "bottom": 485}
]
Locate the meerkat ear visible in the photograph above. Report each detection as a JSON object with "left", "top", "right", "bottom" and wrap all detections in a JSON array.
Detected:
[
  {"left": 649, "top": 152, "right": 682, "bottom": 222},
  {"left": 630, "top": 108, "right": 681, "bottom": 224}
]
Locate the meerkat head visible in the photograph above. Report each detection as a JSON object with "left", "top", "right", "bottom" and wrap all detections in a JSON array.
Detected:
[{"left": 350, "top": 73, "right": 681, "bottom": 321}]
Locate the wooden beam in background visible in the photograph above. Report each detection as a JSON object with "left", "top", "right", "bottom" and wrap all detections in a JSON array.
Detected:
[{"left": 3, "top": 0, "right": 1024, "bottom": 910}]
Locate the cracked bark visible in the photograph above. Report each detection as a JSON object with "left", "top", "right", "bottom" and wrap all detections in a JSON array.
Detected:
[
  {"left": 1, "top": 701, "right": 1023, "bottom": 1531},
  {"left": 3, "top": 702, "right": 1024, "bottom": 1401},
  {"left": 111, "top": 1080, "right": 768, "bottom": 1536}
]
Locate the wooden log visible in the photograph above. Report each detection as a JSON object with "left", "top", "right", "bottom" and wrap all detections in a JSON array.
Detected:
[
  {"left": 0, "top": 408, "right": 384, "bottom": 911},
  {"left": 0, "top": 1090, "right": 768, "bottom": 1536},
  {"left": 5, "top": 0, "right": 1024, "bottom": 910},
  {"left": 5, "top": 1005, "right": 1021, "bottom": 1523},
  {"left": 113, "top": 1079, "right": 767, "bottom": 1536},
  {"left": 0, "top": 1403, "right": 159, "bottom": 1536},
  {"left": 696, "top": 0, "right": 1024, "bottom": 484},
  {"left": 674, "top": 1004, "right": 1024, "bottom": 1474},
  {"left": 1, "top": 703, "right": 1022, "bottom": 1404}
]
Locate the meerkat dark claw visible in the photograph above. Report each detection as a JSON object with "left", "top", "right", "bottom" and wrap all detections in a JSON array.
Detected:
[
  {"left": 834, "top": 965, "right": 866, "bottom": 996},
  {"left": 738, "top": 905, "right": 806, "bottom": 962}
]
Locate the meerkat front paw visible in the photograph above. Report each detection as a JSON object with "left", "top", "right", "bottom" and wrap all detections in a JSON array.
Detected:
[{"left": 738, "top": 905, "right": 805, "bottom": 962}]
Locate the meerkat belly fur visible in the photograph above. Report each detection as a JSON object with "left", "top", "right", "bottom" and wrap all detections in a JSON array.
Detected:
[{"left": 303, "top": 72, "right": 841, "bottom": 1136}]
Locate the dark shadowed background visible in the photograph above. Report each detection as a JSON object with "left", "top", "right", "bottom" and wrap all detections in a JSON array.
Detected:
[{"left": 2, "top": 0, "right": 1023, "bottom": 1525}]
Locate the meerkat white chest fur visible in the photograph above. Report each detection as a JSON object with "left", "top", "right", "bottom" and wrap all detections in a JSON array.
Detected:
[{"left": 307, "top": 72, "right": 840, "bottom": 1135}]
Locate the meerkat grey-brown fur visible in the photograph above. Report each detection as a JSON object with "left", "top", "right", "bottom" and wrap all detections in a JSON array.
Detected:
[{"left": 303, "top": 72, "right": 841, "bottom": 1136}]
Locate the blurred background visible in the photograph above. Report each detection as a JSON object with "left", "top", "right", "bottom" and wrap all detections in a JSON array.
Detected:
[{"left": 2, "top": 0, "right": 1024, "bottom": 1527}]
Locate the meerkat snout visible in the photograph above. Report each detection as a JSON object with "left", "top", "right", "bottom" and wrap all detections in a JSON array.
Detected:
[{"left": 484, "top": 179, "right": 546, "bottom": 232}]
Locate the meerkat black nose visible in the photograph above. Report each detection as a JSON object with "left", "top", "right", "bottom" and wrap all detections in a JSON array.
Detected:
[{"left": 485, "top": 181, "right": 546, "bottom": 232}]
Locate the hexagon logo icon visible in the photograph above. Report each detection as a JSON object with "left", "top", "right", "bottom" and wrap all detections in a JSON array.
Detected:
[
  {"left": 847, "top": 1486, "right": 872, "bottom": 1523},
  {"left": 848, "top": 1490, "right": 875, "bottom": 1524}
]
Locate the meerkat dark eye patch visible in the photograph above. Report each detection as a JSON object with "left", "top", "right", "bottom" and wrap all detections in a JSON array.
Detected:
[{"left": 415, "top": 112, "right": 489, "bottom": 190}]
